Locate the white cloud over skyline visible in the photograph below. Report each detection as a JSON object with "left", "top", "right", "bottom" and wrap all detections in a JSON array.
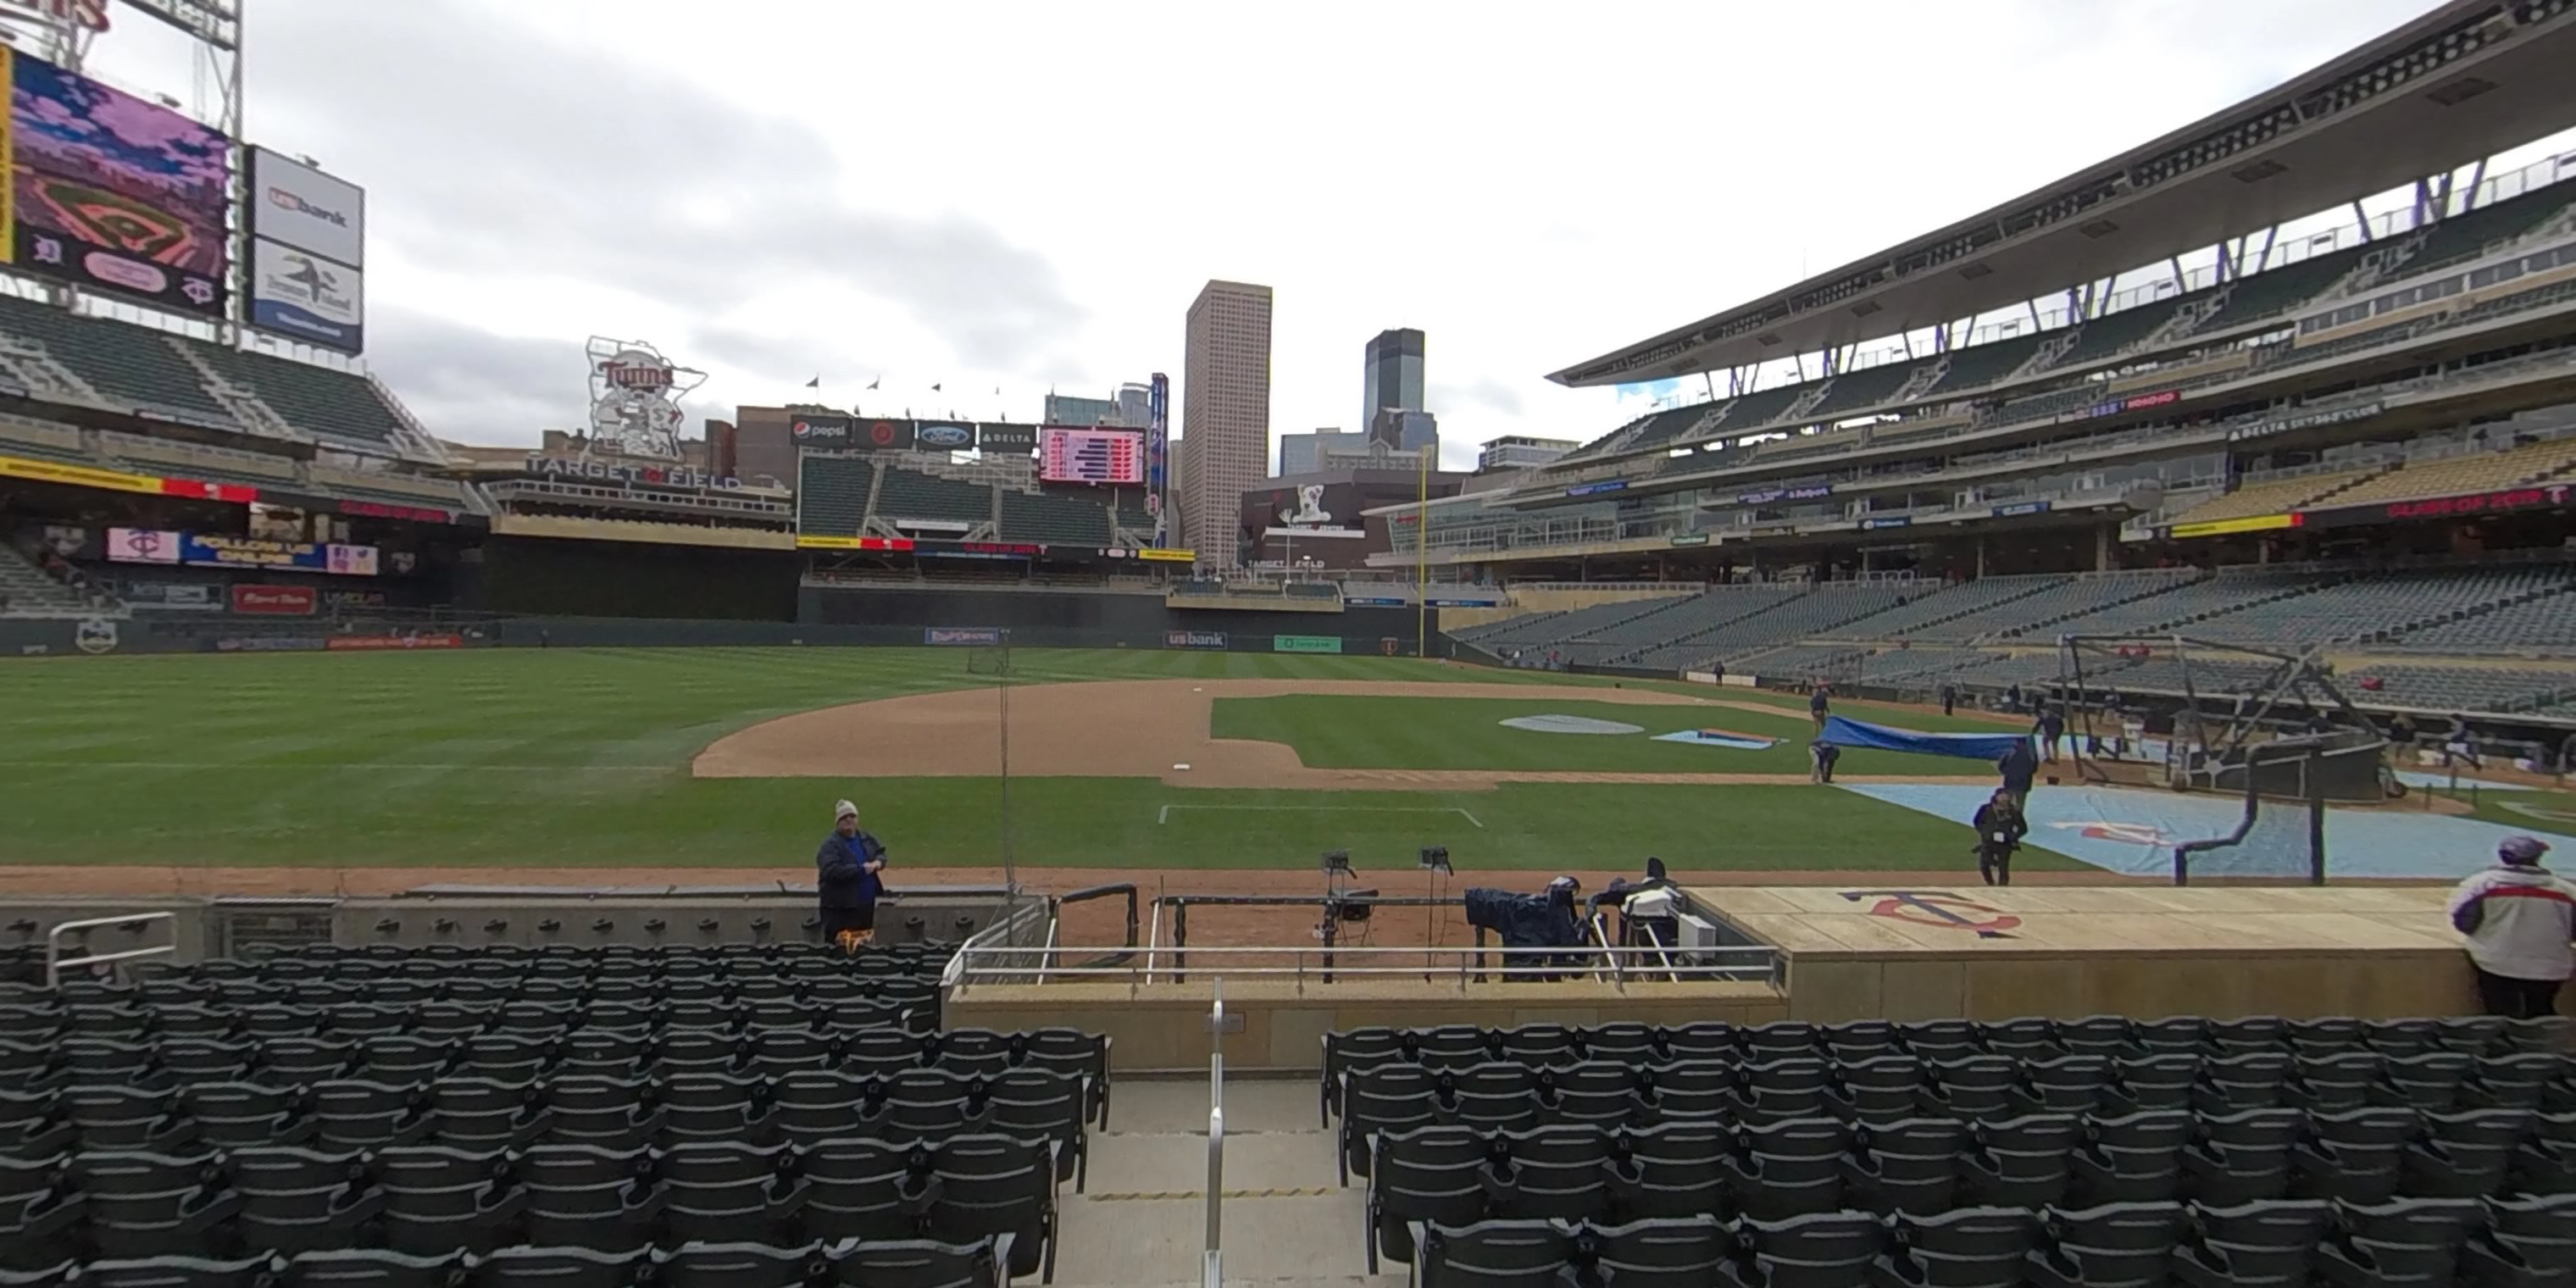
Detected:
[{"left": 84, "top": 0, "right": 2474, "bottom": 469}]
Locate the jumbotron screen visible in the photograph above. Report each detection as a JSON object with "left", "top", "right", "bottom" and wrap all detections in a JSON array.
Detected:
[{"left": 1038, "top": 427, "right": 1144, "bottom": 484}]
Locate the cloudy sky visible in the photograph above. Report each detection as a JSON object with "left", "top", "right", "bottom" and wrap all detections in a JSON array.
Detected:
[{"left": 86, "top": 0, "right": 2496, "bottom": 469}]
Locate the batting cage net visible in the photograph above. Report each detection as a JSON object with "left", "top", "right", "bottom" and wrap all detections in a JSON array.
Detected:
[
  {"left": 966, "top": 632, "right": 1014, "bottom": 677},
  {"left": 2173, "top": 741, "right": 2330, "bottom": 885}
]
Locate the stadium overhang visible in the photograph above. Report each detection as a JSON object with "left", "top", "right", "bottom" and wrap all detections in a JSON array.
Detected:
[{"left": 1550, "top": 1, "right": 2576, "bottom": 388}]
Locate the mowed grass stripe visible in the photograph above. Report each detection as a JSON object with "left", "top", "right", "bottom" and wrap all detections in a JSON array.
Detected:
[{"left": 0, "top": 647, "right": 2024, "bottom": 870}]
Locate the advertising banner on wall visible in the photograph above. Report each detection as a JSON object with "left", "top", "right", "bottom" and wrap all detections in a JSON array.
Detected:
[
  {"left": 230, "top": 585, "right": 317, "bottom": 615},
  {"left": 924, "top": 627, "right": 1005, "bottom": 646},
  {"left": 123, "top": 581, "right": 218, "bottom": 610},
  {"left": 0, "top": 49, "right": 230, "bottom": 316},
  {"left": 326, "top": 633, "right": 463, "bottom": 651},
  {"left": 1164, "top": 630, "right": 1227, "bottom": 650},
  {"left": 1274, "top": 635, "right": 1344, "bottom": 654},
  {"left": 787, "top": 413, "right": 852, "bottom": 445},
  {"left": 858, "top": 419, "right": 916, "bottom": 452},
  {"left": 248, "top": 238, "right": 364, "bottom": 353},
  {"left": 913, "top": 421, "right": 975, "bottom": 452},
  {"left": 247, "top": 147, "right": 364, "bottom": 267},
  {"left": 105, "top": 527, "right": 182, "bottom": 563},
  {"left": 174, "top": 533, "right": 380, "bottom": 575},
  {"left": 976, "top": 422, "right": 1038, "bottom": 453}
]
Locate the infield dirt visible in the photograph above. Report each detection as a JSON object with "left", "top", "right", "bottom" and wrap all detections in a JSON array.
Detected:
[{"left": 692, "top": 678, "right": 1952, "bottom": 790}]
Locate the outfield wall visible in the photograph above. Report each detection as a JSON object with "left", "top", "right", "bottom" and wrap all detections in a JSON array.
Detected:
[{"left": 798, "top": 584, "right": 1437, "bottom": 654}]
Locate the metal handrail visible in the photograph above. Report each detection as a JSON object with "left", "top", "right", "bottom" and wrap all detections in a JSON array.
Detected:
[
  {"left": 952, "top": 941, "right": 1778, "bottom": 992},
  {"left": 1205, "top": 979, "right": 1225, "bottom": 1284},
  {"left": 1032, "top": 919, "right": 1062, "bottom": 985},
  {"left": 1143, "top": 899, "right": 1163, "bottom": 985},
  {"left": 46, "top": 913, "right": 176, "bottom": 989}
]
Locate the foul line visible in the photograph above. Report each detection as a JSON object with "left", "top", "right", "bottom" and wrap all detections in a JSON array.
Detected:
[
  {"left": 1157, "top": 802, "right": 1483, "bottom": 829},
  {"left": 0, "top": 761, "right": 675, "bottom": 773}
]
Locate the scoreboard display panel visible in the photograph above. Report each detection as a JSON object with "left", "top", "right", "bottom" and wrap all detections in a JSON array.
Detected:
[{"left": 1039, "top": 427, "right": 1144, "bottom": 484}]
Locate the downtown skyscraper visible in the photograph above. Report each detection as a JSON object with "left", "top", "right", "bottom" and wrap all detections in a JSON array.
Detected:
[{"left": 1182, "top": 280, "right": 1273, "bottom": 565}]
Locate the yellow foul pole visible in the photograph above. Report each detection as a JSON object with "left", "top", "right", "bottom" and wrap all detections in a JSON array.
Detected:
[{"left": 1415, "top": 448, "right": 1429, "bottom": 658}]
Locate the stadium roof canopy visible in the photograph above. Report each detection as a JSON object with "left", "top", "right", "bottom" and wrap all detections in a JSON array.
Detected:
[{"left": 1550, "top": 0, "right": 2576, "bottom": 388}]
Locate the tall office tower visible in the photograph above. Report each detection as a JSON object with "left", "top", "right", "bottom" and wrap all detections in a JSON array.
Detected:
[
  {"left": 1275, "top": 428, "right": 1352, "bottom": 477},
  {"left": 1115, "top": 382, "right": 1152, "bottom": 429},
  {"left": 1183, "top": 280, "right": 1273, "bottom": 564},
  {"left": 1362, "top": 328, "right": 1426, "bottom": 438}
]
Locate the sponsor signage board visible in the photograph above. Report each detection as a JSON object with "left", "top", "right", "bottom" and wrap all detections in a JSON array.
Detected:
[
  {"left": 1991, "top": 500, "right": 2053, "bottom": 518},
  {"left": 1164, "top": 630, "right": 1228, "bottom": 650},
  {"left": 214, "top": 636, "right": 325, "bottom": 652},
  {"left": 124, "top": 581, "right": 217, "bottom": 610},
  {"left": 976, "top": 422, "right": 1039, "bottom": 453},
  {"left": 1137, "top": 547, "right": 1196, "bottom": 563},
  {"left": 858, "top": 419, "right": 915, "bottom": 452},
  {"left": 1274, "top": 635, "right": 1344, "bottom": 654},
  {"left": 2227, "top": 402, "right": 2384, "bottom": 442},
  {"left": 790, "top": 414, "right": 850, "bottom": 444},
  {"left": 248, "top": 147, "right": 364, "bottom": 267},
  {"left": 174, "top": 533, "right": 380, "bottom": 575},
  {"left": 1669, "top": 533, "right": 1712, "bottom": 547},
  {"left": 2164, "top": 513, "right": 2301, "bottom": 539},
  {"left": 1564, "top": 480, "right": 1627, "bottom": 497},
  {"left": 325, "top": 633, "right": 463, "bottom": 651},
  {"left": 915, "top": 422, "right": 975, "bottom": 451},
  {"left": 1343, "top": 596, "right": 1406, "bottom": 607},
  {"left": 106, "top": 527, "right": 182, "bottom": 564},
  {"left": 924, "top": 627, "right": 1005, "bottom": 647},
  {"left": 3, "top": 453, "right": 171, "bottom": 497},
  {"left": 230, "top": 584, "right": 316, "bottom": 615},
  {"left": 2, "top": 49, "right": 230, "bottom": 315},
  {"left": 1737, "top": 484, "right": 1832, "bottom": 505},
  {"left": 1860, "top": 515, "right": 1913, "bottom": 530},
  {"left": 248, "top": 237, "right": 364, "bottom": 353}
]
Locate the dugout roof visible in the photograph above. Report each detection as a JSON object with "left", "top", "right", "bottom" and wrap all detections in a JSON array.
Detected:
[{"left": 1550, "top": 1, "right": 2576, "bottom": 388}]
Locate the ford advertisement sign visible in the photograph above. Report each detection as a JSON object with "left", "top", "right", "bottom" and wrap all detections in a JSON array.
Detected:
[{"left": 916, "top": 422, "right": 974, "bottom": 450}]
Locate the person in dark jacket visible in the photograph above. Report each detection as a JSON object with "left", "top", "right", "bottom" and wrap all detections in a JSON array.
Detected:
[
  {"left": 1973, "top": 790, "right": 2028, "bottom": 887},
  {"left": 1996, "top": 740, "right": 2038, "bottom": 810},
  {"left": 1810, "top": 739, "right": 1841, "bottom": 784},
  {"left": 816, "top": 799, "right": 889, "bottom": 948},
  {"left": 1809, "top": 682, "right": 1832, "bottom": 732},
  {"left": 1939, "top": 681, "right": 1958, "bottom": 717},
  {"left": 2036, "top": 708, "right": 2066, "bottom": 763}
]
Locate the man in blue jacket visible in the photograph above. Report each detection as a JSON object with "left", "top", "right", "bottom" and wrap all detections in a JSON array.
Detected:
[{"left": 817, "top": 799, "right": 889, "bottom": 949}]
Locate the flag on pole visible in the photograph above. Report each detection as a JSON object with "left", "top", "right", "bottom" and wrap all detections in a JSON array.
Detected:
[
  {"left": 931, "top": 382, "right": 943, "bottom": 393},
  {"left": 867, "top": 377, "right": 880, "bottom": 391},
  {"left": 804, "top": 376, "right": 819, "bottom": 388}
]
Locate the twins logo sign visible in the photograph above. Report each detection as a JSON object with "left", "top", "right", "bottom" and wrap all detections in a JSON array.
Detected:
[{"left": 1839, "top": 890, "right": 2019, "bottom": 939}]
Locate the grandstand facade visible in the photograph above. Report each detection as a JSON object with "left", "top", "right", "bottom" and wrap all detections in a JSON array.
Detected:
[{"left": 1413, "top": 0, "right": 2576, "bottom": 741}]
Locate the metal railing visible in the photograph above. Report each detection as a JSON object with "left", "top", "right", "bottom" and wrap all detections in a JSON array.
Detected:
[
  {"left": 1203, "top": 980, "right": 1225, "bottom": 1288},
  {"left": 46, "top": 913, "right": 176, "bottom": 989},
  {"left": 949, "top": 941, "right": 1779, "bottom": 994}
]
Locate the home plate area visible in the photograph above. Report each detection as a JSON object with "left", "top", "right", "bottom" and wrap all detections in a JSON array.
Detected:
[{"left": 1839, "top": 782, "right": 2540, "bottom": 880}]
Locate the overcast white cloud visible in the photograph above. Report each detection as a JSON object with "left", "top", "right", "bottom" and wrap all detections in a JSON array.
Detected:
[{"left": 89, "top": 0, "right": 2472, "bottom": 468}]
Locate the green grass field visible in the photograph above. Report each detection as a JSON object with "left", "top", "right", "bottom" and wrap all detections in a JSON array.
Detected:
[
  {"left": 0, "top": 647, "right": 2063, "bottom": 871},
  {"left": 1213, "top": 695, "right": 1996, "bottom": 775}
]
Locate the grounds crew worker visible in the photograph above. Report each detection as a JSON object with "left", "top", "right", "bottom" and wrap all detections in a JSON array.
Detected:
[
  {"left": 2448, "top": 835, "right": 2573, "bottom": 1019},
  {"left": 817, "top": 799, "right": 890, "bottom": 949}
]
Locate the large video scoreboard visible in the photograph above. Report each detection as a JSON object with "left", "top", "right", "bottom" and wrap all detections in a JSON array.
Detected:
[{"left": 1038, "top": 427, "right": 1143, "bottom": 484}]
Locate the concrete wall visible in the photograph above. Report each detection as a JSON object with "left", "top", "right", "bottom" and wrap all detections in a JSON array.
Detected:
[
  {"left": 1439, "top": 585, "right": 1697, "bottom": 633},
  {"left": 799, "top": 585, "right": 1436, "bottom": 654}
]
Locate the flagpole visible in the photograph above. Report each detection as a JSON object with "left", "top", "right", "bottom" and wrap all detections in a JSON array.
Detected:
[{"left": 1415, "top": 446, "right": 1429, "bottom": 658}]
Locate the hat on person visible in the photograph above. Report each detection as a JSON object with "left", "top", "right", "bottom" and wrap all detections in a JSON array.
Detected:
[
  {"left": 834, "top": 800, "right": 858, "bottom": 822},
  {"left": 2501, "top": 835, "right": 2551, "bottom": 865}
]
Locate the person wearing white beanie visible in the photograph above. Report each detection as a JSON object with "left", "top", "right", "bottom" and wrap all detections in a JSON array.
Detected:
[
  {"left": 2448, "top": 835, "right": 2572, "bottom": 1018},
  {"left": 815, "top": 798, "right": 889, "bottom": 949}
]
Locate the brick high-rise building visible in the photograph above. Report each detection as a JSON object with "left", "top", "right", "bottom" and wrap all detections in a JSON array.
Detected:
[{"left": 1182, "top": 280, "right": 1272, "bottom": 565}]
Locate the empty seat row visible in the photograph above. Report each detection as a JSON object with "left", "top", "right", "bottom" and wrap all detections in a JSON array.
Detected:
[
  {"left": 0, "top": 997, "right": 935, "bottom": 1046},
  {"left": 130, "top": 940, "right": 951, "bottom": 968},
  {"left": 1334, "top": 1051, "right": 2576, "bottom": 1177},
  {"left": 0, "top": 1029, "right": 1109, "bottom": 1125},
  {"left": 1363, "top": 1108, "right": 2576, "bottom": 1263},
  {"left": 1, "top": 1069, "right": 1091, "bottom": 1187},
  {"left": 67, "top": 968, "right": 941, "bottom": 1004},
  {"left": 0, "top": 1237, "right": 1008, "bottom": 1288},
  {"left": 0, "top": 1138, "right": 1049, "bottom": 1281},
  {"left": 1321, "top": 1015, "right": 2566, "bottom": 1118},
  {"left": 1407, "top": 1194, "right": 2571, "bottom": 1288}
]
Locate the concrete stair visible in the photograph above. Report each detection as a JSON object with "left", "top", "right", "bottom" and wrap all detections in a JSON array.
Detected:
[{"left": 1052, "top": 1077, "right": 1397, "bottom": 1288}]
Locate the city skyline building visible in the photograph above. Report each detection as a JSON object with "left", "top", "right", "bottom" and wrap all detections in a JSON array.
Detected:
[
  {"left": 1182, "top": 280, "right": 1273, "bottom": 564},
  {"left": 1362, "top": 327, "right": 1425, "bottom": 436}
]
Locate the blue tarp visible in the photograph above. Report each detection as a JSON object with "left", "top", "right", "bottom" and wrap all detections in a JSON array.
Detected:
[{"left": 1819, "top": 714, "right": 2033, "bottom": 761}]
